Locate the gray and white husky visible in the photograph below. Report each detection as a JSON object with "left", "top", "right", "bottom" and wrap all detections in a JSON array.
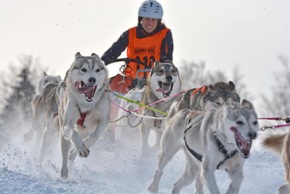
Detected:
[
  {"left": 24, "top": 72, "right": 62, "bottom": 161},
  {"left": 139, "top": 61, "right": 182, "bottom": 160},
  {"left": 58, "top": 52, "right": 111, "bottom": 179},
  {"left": 148, "top": 81, "right": 241, "bottom": 193},
  {"left": 149, "top": 99, "right": 259, "bottom": 194}
]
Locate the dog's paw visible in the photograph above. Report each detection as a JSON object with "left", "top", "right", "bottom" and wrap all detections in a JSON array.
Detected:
[
  {"left": 148, "top": 183, "right": 158, "bottom": 194},
  {"left": 78, "top": 145, "right": 90, "bottom": 158},
  {"left": 61, "top": 166, "right": 68, "bottom": 179}
]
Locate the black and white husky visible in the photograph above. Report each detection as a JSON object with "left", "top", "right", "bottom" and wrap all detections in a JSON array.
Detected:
[{"left": 139, "top": 61, "right": 182, "bottom": 160}]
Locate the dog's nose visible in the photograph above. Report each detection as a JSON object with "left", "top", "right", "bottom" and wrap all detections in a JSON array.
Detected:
[
  {"left": 248, "top": 131, "right": 257, "bottom": 139},
  {"left": 166, "top": 76, "right": 172, "bottom": 82},
  {"left": 88, "top": 77, "right": 96, "bottom": 85}
]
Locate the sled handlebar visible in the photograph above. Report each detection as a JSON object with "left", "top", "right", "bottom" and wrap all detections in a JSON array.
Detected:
[{"left": 107, "top": 58, "right": 148, "bottom": 68}]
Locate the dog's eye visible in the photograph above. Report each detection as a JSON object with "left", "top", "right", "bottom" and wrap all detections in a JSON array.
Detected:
[
  {"left": 253, "top": 121, "right": 258, "bottom": 125},
  {"left": 81, "top": 68, "right": 87, "bottom": 72},
  {"left": 158, "top": 69, "right": 164, "bottom": 75},
  {"left": 96, "top": 69, "right": 100, "bottom": 73},
  {"left": 171, "top": 69, "right": 176, "bottom": 75},
  {"left": 215, "top": 101, "right": 220, "bottom": 106},
  {"left": 236, "top": 120, "right": 244, "bottom": 125}
]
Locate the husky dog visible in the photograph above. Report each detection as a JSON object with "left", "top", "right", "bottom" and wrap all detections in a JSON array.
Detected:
[
  {"left": 148, "top": 81, "right": 241, "bottom": 193},
  {"left": 24, "top": 72, "right": 62, "bottom": 160},
  {"left": 190, "top": 81, "right": 240, "bottom": 111},
  {"left": 58, "top": 52, "right": 110, "bottom": 179},
  {"left": 139, "top": 61, "right": 182, "bottom": 159},
  {"left": 262, "top": 132, "right": 290, "bottom": 194},
  {"left": 149, "top": 99, "right": 259, "bottom": 194},
  {"left": 114, "top": 87, "right": 144, "bottom": 158},
  {"left": 35, "top": 72, "right": 62, "bottom": 95}
]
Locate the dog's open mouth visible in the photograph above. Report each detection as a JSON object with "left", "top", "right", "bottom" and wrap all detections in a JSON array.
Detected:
[
  {"left": 230, "top": 127, "right": 252, "bottom": 158},
  {"left": 75, "top": 81, "right": 97, "bottom": 102},
  {"left": 157, "top": 81, "right": 173, "bottom": 97}
]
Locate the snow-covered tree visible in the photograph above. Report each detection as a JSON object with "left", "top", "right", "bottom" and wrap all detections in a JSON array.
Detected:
[
  {"left": 178, "top": 60, "right": 251, "bottom": 100},
  {"left": 260, "top": 56, "right": 290, "bottom": 116},
  {"left": 0, "top": 55, "right": 47, "bottom": 131}
]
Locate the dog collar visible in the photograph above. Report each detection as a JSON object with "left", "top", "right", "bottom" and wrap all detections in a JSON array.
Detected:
[{"left": 77, "top": 112, "right": 87, "bottom": 127}]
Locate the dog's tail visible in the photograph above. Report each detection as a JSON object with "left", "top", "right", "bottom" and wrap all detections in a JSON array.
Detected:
[{"left": 262, "top": 134, "right": 286, "bottom": 154}]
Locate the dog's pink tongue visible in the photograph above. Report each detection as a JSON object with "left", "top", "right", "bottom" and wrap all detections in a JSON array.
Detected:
[
  {"left": 230, "top": 126, "right": 251, "bottom": 158},
  {"left": 77, "top": 86, "right": 94, "bottom": 94},
  {"left": 156, "top": 84, "right": 171, "bottom": 94},
  {"left": 75, "top": 81, "right": 94, "bottom": 94}
]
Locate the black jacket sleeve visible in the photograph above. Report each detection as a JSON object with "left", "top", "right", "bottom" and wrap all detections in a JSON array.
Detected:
[
  {"left": 101, "top": 30, "right": 129, "bottom": 65},
  {"left": 160, "top": 30, "right": 174, "bottom": 62}
]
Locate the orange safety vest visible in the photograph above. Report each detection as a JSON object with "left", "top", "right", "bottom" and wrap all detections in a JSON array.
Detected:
[{"left": 126, "top": 26, "right": 170, "bottom": 79}]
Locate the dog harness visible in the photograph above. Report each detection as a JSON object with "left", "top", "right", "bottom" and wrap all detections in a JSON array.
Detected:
[
  {"left": 191, "top": 85, "right": 207, "bottom": 96},
  {"left": 184, "top": 126, "right": 238, "bottom": 169},
  {"left": 77, "top": 112, "right": 87, "bottom": 127}
]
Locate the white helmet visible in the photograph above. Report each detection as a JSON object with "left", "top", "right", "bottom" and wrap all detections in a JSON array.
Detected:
[{"left": 138, "top": 0, "right": 163, "bottom": 19}]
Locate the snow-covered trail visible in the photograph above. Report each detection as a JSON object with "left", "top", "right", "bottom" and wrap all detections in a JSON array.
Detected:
[{"left": 0, "top": 123, "right": 285, "bottom": 194}]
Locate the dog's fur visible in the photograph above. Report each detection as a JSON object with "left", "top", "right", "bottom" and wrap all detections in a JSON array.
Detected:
[
  {"left": 139, "top": 61, "right": 182, "bottom": 159},
  {"left": 24, "top": 72, "right": 62, "bottom": 160},
  {"left": 149, "top": 99, "right": 259, "bottom": 194},
  {"left": 58, "top": 52, "right": 111, "bottom": 179},
  {"left": 148, "top": 81, "right": 241, "bottom": 193},
  {"left": 35, "top": 72, "right": 62, "bottom": 95},
  {"left": 262, "top": 132, "right": 290, "bottom": 194},
  {"left": 114, "top": 87, "right": 144, "bottom": 158}
]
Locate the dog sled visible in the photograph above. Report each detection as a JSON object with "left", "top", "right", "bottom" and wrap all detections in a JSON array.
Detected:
[
  {"left": 105, "top": 58, "right": 152, "bottom": 147},
  {"left": 108, "top": 58, "right": 151, "bottom": 95}
]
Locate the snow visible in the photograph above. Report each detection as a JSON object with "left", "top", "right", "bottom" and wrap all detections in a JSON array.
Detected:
[{"left": 0, "top": 122, "right": 285, "bottom": 194}]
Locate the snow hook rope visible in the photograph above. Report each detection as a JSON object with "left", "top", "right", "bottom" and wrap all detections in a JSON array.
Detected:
[{"left": 259, "top": 117, "right": 290, "bottom": 131}]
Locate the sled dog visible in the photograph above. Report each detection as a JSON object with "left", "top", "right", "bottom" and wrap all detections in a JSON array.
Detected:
[
  {"left": 262, "top": 131, "right": 290, "bottom": 194},
  {"left": 190, "top": 81, "right": 240, "bottom": 111},
  {"left": 139, "top": 61, "right": 182, "bottom": 159},
  {"left": 166, "top": 81, "right": 240, "bottom": 121},
  {"left": 24, "top": 72, "right": 62, "bottom": 160},
  {"left": 25, "top": 72, "right": 62, "bottom": 141},
  {"left": 148, "top": 81, "right": 242, "bottom": 193},
  {"left": 58, "top": 52, "right": 111, "bottom": 179},
  {"left": 114, "top": 87, "right": 144, "bottom": 158},
  {"left": 149, "top": 99, "right": 259, "bottom": 194}
]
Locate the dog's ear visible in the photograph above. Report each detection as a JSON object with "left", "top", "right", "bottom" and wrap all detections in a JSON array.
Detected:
[
  {"left": 43, "top": 72, "right": 48, "bottom": 76},
  {"left": 154, "top": 61, "right": 160, "bottom": 66},
  {"left": 91, "top": 53, "right": 101, "bottom": 60},
  {"left": 75, "top": 52, "right": 82, "bottom": 59},
  {"left": 241, "top": 99, "right": 253, "bottom": 109},
  {"left": 228, "top": 81, "right": 236, "bottom": 90}
]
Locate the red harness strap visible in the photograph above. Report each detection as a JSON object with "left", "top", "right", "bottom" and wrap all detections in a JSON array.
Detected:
[
  {"left": 192, "top": 85, "right": 207, "bottom": 96},
  {"left": 77, "top": 112, "right": 87, "bottom": 127}
]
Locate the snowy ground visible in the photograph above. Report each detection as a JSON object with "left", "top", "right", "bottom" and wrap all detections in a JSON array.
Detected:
[{"left": 0, "top": 121, "right": 285, "bottom": 194}]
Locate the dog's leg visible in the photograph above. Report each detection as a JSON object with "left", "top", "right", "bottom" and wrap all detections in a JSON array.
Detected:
[
  {"left": 277, "top": 184, "right": 290, "bottom": 194},
  {"left": 60, "top": 135, "right": 71, "bottom": 179},
  {"left": 39, "top": 116, "right": 55, "bottom": 162},
  {"left": 200, "top": 157, "right": 220, "bottom": 194},
  {"left": 282, "top": 133, "right": 290, "bottom": 193},
  {"left": 140, "top": 122, "right": 151, "bottom": 160},
  {"left": 152, "top": 131, "right": 162, "bottom": 150},
  {"left": 148, "top": 139, "right": 181, "bottom": 193},
  {"left": 225, "top": 163, "right": 244, "bottom": 194},
  {"left": 172, "top": 151, "right": 200, "bottom": 194},
  {"left": 69, "top": 117, "right": 109, "bottom": 161}
]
